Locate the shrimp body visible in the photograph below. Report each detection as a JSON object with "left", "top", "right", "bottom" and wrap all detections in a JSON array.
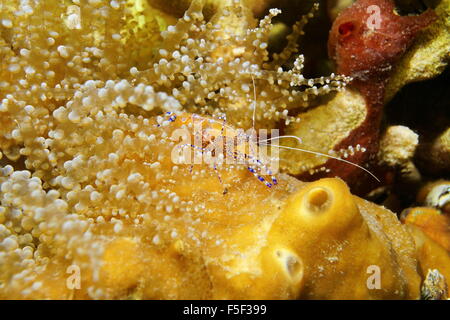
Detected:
[{"left": 157, "top": 111, "right": 278, "bottom": 191}]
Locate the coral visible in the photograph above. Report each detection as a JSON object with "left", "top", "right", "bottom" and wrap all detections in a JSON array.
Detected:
[
  {"left": 328, "top": 0, "right": 436, "bottom": 96},
  {"left": 284, "top": 0, "right": 447, "bottom": 188},
  {"left": 284, "top": 0, "right": 435, "bottom": 187},
  {"left": 417, "top": 180, "right": 450, "bottom": 214},
  {"left": 122, "top": 0, "right": 178, "bottom": 69},
  {"left": 267, "top": 178, "right": 422, "bottom": 299},
  {"left": 280, "top": 88, "right": 369, "bottom": 178},
  {"left": 378, "top": 125, "right": 421, "bottom": 183},
  {"left": 1, "top": 105, "right": 449, "bottom": 299},
  {"left": 417, "top": 127, "right": 450, "bottom": 174},
  {"left": 401, "top": 180, "right": 450, "bottom": 255},
  {"left": 378, "top": 126, "right": 419, "bottom": 168},
  {"left": 421, "top": 269, "right": 448, "bottom": 300},
  {"left": 327, "top": 0, "right": 354, "bottom": 21},
  {"left": 273, "top": 0, "right": 438, "bottom": 189},
  {"left": 132, "top": 0, "right": 351, "bottom": 130},
  {"left": 0, "top": 0, "right": 353, "bottom": 175},
  {"left": 0, "top": 0, "right": 133, "bottom": 161},
  {"left": 0, "top": 113, "right": 429, "bottom": 298},
  {"left": 401, "top": 207, "right": 450, "bottom": 251},
  {"left": 405, "top": 224, "right": 450, "bottom": 292},
  {"left": 147, "top": 0, "right": 272, "bottom": 18}
]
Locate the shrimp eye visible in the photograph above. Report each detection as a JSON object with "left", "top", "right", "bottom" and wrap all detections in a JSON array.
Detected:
[{"left": 338, "top": 21, "right": 355, "bottom": 37}]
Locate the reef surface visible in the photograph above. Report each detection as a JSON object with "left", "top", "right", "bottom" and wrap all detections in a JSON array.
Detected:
[{"left": 0, "top": 0, "right": 449, "bottom": 299}]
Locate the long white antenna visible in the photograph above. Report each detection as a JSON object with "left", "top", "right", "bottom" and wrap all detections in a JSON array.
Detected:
[{"left": 259, "top": 142, "right": 380, "bottom": 182}]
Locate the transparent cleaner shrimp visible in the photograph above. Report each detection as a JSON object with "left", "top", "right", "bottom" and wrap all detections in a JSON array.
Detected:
[{"left": 155, "top": 74, "right": 379, "bottom": 194}]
